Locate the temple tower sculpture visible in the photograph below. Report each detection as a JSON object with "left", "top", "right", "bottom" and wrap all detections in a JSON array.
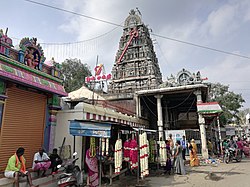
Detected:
[{"left": 108, "top": 9, "right": 162, "bottom": 96}]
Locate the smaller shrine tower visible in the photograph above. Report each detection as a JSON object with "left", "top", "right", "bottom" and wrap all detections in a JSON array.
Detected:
[{"left": 108, "top": 9, "right": 162, "bottom": 97}]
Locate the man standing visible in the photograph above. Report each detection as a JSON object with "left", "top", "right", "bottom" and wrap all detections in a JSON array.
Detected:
[
  {"left": 4, "top": 147, "right": 35, "bottom": 187},
  {"left": 32, "top": 148, "right": 51, "bottom": 177},
  {"left": 167, "top": 134, "right": 174, "bottom": 152},
  {"left": 181, "top": 135, "right": 187, "bottom": 160}
]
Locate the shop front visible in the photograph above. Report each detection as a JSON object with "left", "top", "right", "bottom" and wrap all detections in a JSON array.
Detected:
[{"left": 0, "top": 30, "right": 67, "bottom": 171}]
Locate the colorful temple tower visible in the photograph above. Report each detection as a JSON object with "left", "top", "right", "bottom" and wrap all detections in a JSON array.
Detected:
[
  {"left": 0, "top": 29, "right": 67, "bottom": 171},
  {"left": 106, "top": 9, "right": 162, "bottom": 114},
  {"left": 108, "top": 9, "right": 162, "bottom": 96}
]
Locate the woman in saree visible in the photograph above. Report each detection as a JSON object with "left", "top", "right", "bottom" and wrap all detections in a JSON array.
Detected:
[
  {"left": 85, "top": 148, "right": 99, "bottom": 187},
  {"left": 174, "top": 140, "right": 186, "bottom": 175},
  {"left": 164, "top": 140, "right": 172, "bottom": 174},
  {"left": 189, "top": 139, "right": 199, "bottom": 167}
]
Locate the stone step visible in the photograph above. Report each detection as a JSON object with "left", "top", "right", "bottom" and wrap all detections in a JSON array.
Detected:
[{"left": 0, "top": 171, "right": 60, "bottom": 187}]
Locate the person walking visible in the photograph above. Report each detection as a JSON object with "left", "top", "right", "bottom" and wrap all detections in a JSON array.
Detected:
[
  {"left": 181, "top": 135, "right": 187, "bottom": 160},
  {"left": 174, "top": 140, "right": 186, "bottom": 175},
  {"left": 4, "top": 147, "right": 36, "bottom": 187},
  {"left": 189, "top": 139, "right": 199, "bottom": 167},
  {"left": 237, "top": 137, "right": 244, "bottom": 158}
]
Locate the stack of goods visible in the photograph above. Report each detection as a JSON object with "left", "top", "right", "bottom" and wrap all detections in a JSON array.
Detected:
[
  {"left": 139, "top": 132, "right": 149, "bottom": 177},
  {"left": 114, "top": 139, "right": 123, "bottom": 174}
]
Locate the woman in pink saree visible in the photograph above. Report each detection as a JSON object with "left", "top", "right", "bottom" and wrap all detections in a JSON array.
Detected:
[{"left": 85, "top": 148, "right": 99, "bottom": 187}]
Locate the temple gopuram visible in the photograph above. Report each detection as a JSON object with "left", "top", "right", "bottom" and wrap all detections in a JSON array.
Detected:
[
  {"left": 0, "top": 29, "right": 67, "bottom": 170},
  {"left": 107, "top": 9, "right": 162, "bottom": 113}
]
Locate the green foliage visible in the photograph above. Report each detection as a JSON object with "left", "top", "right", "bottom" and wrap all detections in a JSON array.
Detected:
[
  {"left": 208, "top": 83, "right": 245, "bottom": 125},
  {"left": 61, "top": 58, "right": 92, "bottom": 93}
]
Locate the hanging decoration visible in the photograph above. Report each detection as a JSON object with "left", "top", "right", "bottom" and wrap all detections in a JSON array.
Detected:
[
  {"left": 105, "top": 138, "right": 109, "bottom": 156},
  {"left": 129, "top": 138, "right": 138, "bottom": 170},
  {"left": 159, "top": 141, "right": 167, "bottom": 166},
  {"left": 149, "top": 138, "right": 157, "bottom": 163},
  {"left": 114, "top": 138, "right": 123, "bottom": 174},
  {"left": 139, "top": 132, "right": 149, "bottom": 177},
  {"left": 124, "top": 139, "right": 131, "bottom": 162},
  {"left": 90, "top": 137, "right": 96, "bottom": 157},
  {"left": 101, "top": 138, "right": 106, "bottom": 156}
]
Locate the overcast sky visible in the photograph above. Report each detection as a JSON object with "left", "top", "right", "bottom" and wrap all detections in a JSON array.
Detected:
[{"left": 1, "top": 0, "right": 250, "bottom": 108}]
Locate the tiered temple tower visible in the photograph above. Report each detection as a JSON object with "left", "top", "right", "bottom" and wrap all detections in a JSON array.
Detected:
[{"left": 108, "top": 9, "right": 162, "bottom": 96}]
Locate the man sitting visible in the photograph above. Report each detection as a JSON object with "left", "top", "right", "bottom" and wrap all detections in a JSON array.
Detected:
[
  {"left": 4, "top": 147, "right": 36, "bottom": 187},
  {"left": 49, "top": 148, "right": 62, "bottom": 173},
  {"left": 32, "top": 148, "right": 51, "bottom": 177}
]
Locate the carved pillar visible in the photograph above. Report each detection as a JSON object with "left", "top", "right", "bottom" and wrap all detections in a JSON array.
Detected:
[
  {"left": 135, "top": 94, "right": 141, "bottom": 117},
  {"left": 155, "top": 95, "right": 163, "bottom": 140},
  {"left": 48, "top": 95, "right": 61, "bottom": 152},
  {"left": 194, "top": 89, "right": 208, "bottom": 159}
]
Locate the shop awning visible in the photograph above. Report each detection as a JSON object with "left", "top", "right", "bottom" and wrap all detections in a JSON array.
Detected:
[
  {"left": 197, "top": 102, "right": 223, "bottom": 116},
  {"left": 69, "top": 120, "right": 111, "bottom": 138}
]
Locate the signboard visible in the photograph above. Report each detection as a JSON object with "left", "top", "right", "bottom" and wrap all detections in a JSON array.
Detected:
[
  {"left": 69, "top": 121, "right": 111, "bottom": 138},
  {"left": 85, "top": 64, "right": 112, "bottom": 83},
  {"left": 165, "top": 130, "right": 186, "bottom": 143},
  {"left": 225, "top": 126, "right": 236, "bottom": 136}
]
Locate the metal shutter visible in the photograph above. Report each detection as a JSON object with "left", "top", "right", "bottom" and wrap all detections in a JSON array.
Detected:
[{"left": 0, "top": 86, "right": 47, "bottom": 171}]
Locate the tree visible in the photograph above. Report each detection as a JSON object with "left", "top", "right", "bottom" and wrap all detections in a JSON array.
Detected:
[
  {"left": 208, "top": 83, "right": 245, "bottom": 125},
  {"left": 61, "top": 58, "right": 92, "bottom": 93}
]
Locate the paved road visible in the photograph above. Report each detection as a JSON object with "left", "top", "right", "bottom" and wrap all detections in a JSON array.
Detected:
[
  {"left": 146, "top": 158, "right": 250, "bottom": 187},
  {"left": 25, "top": 158, "right": 250, "bottom": 187}
]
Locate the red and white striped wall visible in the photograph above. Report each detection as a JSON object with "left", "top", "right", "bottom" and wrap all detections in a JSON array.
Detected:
[{"left": 84, "top": 112, "right": 144, "bottom": 128}]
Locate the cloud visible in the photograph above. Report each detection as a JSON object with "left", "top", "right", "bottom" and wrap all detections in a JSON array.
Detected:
[
  {"left": 34, "top": 0, "right": 250, "bottom": 107},
  {"left": 200, "top": 53, "right": 250, "bottom": 108}
]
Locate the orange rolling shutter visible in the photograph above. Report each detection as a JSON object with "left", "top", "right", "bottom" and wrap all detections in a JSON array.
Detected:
[{"left": 0, "top": 86, "right": 47, "bottom": 171}]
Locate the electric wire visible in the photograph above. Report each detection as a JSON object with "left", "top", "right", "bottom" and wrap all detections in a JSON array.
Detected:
[
  {"left": 151, "top": 33, "right": 250, "bottom": 60},
  {"left": 141, "top": 96, "right": 157, "bottom": 118},
  {"left": 22, "top": 0, "right": 250, "bottom": 60},
  {"left": 166, "top": 91, "right": 194, "bottom": 109},
  {"left": 141, "top": 95, "right": 196, "bottom": 123},
  {"left": 166, "top": 98, "right": 196, "bottom": 123},
  {"left": 143, "top": 90, "right": 194, "bottom": 109},
  {"left": 23, "top": 0, "right": 123, "bottom": 27}
]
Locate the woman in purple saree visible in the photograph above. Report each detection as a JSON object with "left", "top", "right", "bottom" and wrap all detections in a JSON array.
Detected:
[{"left": 85, "top": 148, "right": 99, "bottom": 187}]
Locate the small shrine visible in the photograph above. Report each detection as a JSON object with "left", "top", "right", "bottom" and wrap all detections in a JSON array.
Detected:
[
  {"left": 0, "top": 28, "right": 63, "bottom": 80},
  {"left": 0, "top": 28, "right": 13, "bottom": 57},
  {"left": 160, "top": 68, "right": 205, "bottom": 88}
]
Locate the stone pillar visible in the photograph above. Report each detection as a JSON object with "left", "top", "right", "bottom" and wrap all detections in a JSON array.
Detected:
[
  {"left": 198, "top": 114, "right": 208, "bottom": 159},
  {"left": 194, "top": 90, "right": 208, "bottom": 159},
  {"left": 155, "top": 95, "right": 163, "bottom": 140},
  {"left": 135, "top": 94, "right": 141, "bottom": 117}
]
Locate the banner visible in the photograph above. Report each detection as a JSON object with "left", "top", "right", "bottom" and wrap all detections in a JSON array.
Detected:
[
  {"left": 69, "top": 120, "right": 111, "bottom": 138},
  {"left": 165, "top": 130, "right": 186, "bottom": 143},
  {"left": 225, "top": 126, "right": 236, "bottom": 136}
]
